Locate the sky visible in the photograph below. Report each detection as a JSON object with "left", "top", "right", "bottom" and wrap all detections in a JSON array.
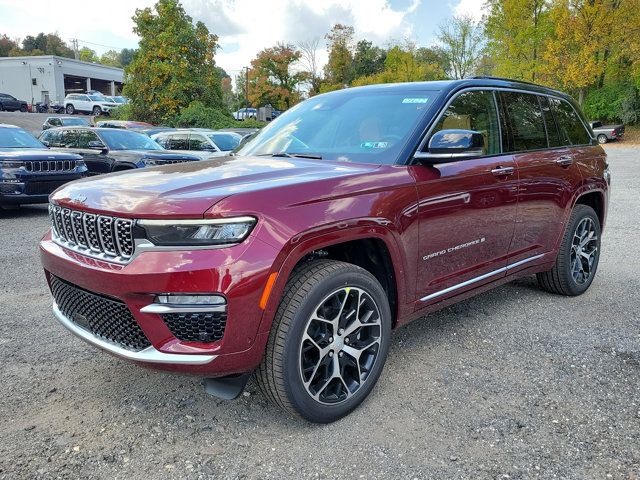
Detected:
[{"left": 0, "top": 0, "right": 485, "bottom": 79}]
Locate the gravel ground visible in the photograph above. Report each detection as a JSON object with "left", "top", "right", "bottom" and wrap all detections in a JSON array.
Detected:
[{"left": 0, "top": 143, "right": 638, "bottom": 480}]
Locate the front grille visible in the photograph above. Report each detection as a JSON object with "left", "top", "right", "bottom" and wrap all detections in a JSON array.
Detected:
[
  {"left": 25, "top": 160, "right": 78, "bottom": 172},
  {"left": 49, "top": 205, "right": 134, "bottom": 263},
  {"left": 156, "top": 159, "right": 190, "bottom": 165},
  {"left": 24, "top": 180, "right": 69, "bottom": 195},
  {"left": 161, "top": 311, "right": 227, "bottom": 343},
  {"left": 50, "top": 275, "right": 151, "bottom": 351}
]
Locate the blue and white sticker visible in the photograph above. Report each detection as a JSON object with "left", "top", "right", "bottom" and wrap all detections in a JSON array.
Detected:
[{"left": 402, "top": 98, "right": 429, "bottom": 104}]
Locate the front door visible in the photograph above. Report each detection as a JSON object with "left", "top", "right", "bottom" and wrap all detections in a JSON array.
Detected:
[
  {"left": 412, "top": 90, "right": 519, "bottom": 304},
  {"left": 74, "top": 129, "right": 113, "bottom": 174}
]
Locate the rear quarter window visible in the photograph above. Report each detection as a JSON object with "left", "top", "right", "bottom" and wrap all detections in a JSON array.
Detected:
[{"left": 549, "top": 98, "right": 591, "bottom": 146}]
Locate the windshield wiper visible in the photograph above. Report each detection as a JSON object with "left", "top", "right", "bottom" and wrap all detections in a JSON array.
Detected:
[{"left": 268, "top": 152, "right": 323, "bottom": 160}]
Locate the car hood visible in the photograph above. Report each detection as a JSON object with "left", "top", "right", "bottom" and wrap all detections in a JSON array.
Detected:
[
  {"left": 50, "top": 155, "right": 380, "bottom": 217},
  {"left": 0, "top": 148, "right": 82, "bottom": 161}
]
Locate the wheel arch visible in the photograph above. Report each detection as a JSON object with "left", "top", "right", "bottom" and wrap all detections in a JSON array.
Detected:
[
  {"left": 257, "top": 225, "right": 406, "bottom": 335},
  {"left": 573, "top": 189, "right": 606, "bottom": 229}
]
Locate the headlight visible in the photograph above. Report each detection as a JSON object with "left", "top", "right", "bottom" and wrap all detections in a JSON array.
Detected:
[
  {"left": 138, "top": 158, "right": 159, "bottom": 167},
  {"left": 0, "top": 161, "right": 24, "bottom": 170},
  {"left": 138, "top": 216, "right": 256, "bottom": 246}
]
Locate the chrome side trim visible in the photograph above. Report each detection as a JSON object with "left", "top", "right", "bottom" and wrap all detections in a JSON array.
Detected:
[
  {"left": 140, "top": 304, "right": 227, "bottom": 314},
  {"left": 420, "top": 254, "right": 544, "bottom": 302},
  {"left": 52, "top": 303, "right": 217, "bottom": 365},
  {"left": 138, "top": 216, "right": 256, "bottom": 226}
]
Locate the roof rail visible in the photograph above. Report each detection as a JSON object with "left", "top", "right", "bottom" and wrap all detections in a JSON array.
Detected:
[{"left": 467, "top": 75, "right": 542, "bottom": 87}]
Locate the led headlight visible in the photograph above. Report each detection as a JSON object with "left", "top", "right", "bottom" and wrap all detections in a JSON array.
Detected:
[
  {"left": 138, "top": 216, "right": 256, "bottom": 246},
  {"left": 138, "top": 158, "right": 159, "bottom": 167}
]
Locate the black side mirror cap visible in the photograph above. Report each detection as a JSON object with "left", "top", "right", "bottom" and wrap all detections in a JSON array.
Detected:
[{"left": 414, "top": 129, "right": 485, "bottom": 164}]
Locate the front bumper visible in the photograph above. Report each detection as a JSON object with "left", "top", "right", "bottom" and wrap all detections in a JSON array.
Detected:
[
  {"left": 40, "top": 231, "right": 278, "bottom": 376},
  {"left": 0, "top": 172, "right": 85, "bottom": 205}
]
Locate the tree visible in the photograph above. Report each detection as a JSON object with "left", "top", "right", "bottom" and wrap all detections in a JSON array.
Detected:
[
  {"left": 248, "top": 43, "right": 307, "bottom": 110},
  {"left": 19, "top": 33, "right": 74, "bottom": 58},
  {"left": 415, "top": 46, "right": 449, "bottom": 78},
  {"left": 323, "top": 24, "right": 355, "bottom": 87},
  {"left": 437, "top": 15, "right": 484, "bottom": 79},
  {"left": 123, "top": 0, "right": 223, "bottom": 123},
  {"left": 298, "top": 38, "right": 322, "bottom": 96},
  {"left": 118, "top": 48, "right": 136, "bottom": 68},
  {"left": 79, "top": 47, "right": 99, "bottom": 63},
  {"left": 0, "top": 35, "right": 18, "bottom": 57},
  {"left": 100, "top": 50, "right": 121, "bottom": 67},
  {"left": 484, "top": 0, "right": 551, "bottom": 82},
  {"left": 353, "top": 40, "right": 386, "bottom": 78}
]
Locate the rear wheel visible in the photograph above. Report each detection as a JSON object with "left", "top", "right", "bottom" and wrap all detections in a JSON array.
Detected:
[
  {"left": 66, "top": 104, "right": 75, "bottom": 115},
  {"left": 256, "top": 260, "right": 391, "bottom": 423},
  {"left": 537, "top": 204, "right": 601, "bottom": 296},
  {"left": 597, "top": 134, "right": 608, "bottom": 144}
]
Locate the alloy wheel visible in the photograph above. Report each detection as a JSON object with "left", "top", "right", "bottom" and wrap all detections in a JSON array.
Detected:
[
  {"left": 299, "top": 287, "right": 382, "bottom": 405},
  {"left": 570, "top": 217, "right": 598, "bottom": 285}
]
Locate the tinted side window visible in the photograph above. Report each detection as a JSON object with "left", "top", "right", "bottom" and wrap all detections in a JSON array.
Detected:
[
  {"left": 154, "top": 134, "right": 169, "bottom": 148},
  {"left": 60, "top": 130, "right": 78, "bottom": 148},
  {"left": 77, "top": 130, "right": 102, "bottom": 148},
  {"left": 167, "top": 134, "right": 189, "bottom": 150},
  {"left": 538, "top": 96, "right": 563, "bottom": 148},
  {"left": 501, "top": 92, "right": 547, "bottom": 151},
  {"left": 189, "top": 135, "right": 213, "bottom": 151},
  {"left": 432, "top": 90, "right": 501, "bottom": 155},
  {"left": 549, "top": 98, "right": 591, "bottom": 146}
]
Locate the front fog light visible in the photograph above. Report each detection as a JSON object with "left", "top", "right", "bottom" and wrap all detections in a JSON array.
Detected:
[{"left": 156, "top": 294, "right": 226, "bottom": 306}]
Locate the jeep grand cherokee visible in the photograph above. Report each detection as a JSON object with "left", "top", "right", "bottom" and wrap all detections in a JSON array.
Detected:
[{"left": 40, "top": 77, "right": 609, "bottom": 423}]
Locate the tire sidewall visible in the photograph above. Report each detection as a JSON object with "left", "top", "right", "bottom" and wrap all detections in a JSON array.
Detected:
[
  {"left": 282, "top": 267, "right": 391, "bottom": 423},
  {"left": 92, "top": 106, "right": 102, "bottom": 116},
  {"left": 597, "top": 134, "right": 607, "bottom": 144},
  {"left": 561, "top": 205, "right": 601, "bottom": 295},
  {"left": 66, "top": 104, "right": 75, "bottom": 114}
]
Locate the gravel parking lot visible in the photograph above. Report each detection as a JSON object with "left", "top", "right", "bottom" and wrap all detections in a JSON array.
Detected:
[{"left": 0, "top": 139, "right": 638, "bottom": 479}]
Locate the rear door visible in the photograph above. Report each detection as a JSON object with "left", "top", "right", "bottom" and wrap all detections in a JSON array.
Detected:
[
  {"left": 413, "top": 89, "right": 519, "bottom": 303},
  {"left": 500, "top": 91, "right": 584, "bottom": 264}
]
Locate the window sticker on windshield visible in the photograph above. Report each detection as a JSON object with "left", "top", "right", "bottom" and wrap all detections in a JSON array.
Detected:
[
  {"left": 402, "top": 98, "right": 429, "bottom": 104},
  {"left": 360, "top": 141, "right": 389, "bottom": 149}
]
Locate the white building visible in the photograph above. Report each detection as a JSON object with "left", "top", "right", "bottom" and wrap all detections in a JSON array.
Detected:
[{"left": 0, "top": 55, "right": 124, "bottom": 106}]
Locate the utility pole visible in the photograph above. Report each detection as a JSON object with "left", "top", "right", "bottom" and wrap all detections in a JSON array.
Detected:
[
  {"left": 243, "top": 66, "right": 249, "bottom": 108},
  {"left": 71, "top": 39, "right": 79, "bottom": 60}
]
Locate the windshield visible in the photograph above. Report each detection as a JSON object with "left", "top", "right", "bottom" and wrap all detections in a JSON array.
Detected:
[
  {"left": 238, "top": 89, "right": 438, "bottom": 164},
  {"left": 209, "top": 133, "right": 241, "bottom": 151},
  {"left": 62, "top": 118, "right": 89, "bottom": 126},
  {"left": 0, "top": 128, "right": 44, "bottom": 149},
  {"left": 99, "top": 129, "right": 162, "bottom": 151},
  {"left": 89, "top": 95, "right": 108, "bottom": 102}
]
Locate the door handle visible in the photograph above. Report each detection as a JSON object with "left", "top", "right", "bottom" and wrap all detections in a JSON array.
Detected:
[
  {"left": 491, "top": 166, "right": 515, "bottom": 176},
  {"left": 555, "top": 155, "right": 574, "bottom": 167}
]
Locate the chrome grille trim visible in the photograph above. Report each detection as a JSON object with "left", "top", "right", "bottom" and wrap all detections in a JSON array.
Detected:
[
  {"left": 49, "top": 205, "right": 135, "bottom": 264},
  {"left": 26, "top": 160, "right": 77, "bottom": 172}
]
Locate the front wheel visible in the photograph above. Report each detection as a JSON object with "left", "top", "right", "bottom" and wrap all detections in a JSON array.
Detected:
[
  {"left": 256, "top": 260, "right": 391, "bottom": 423},
  {"left": 597, "top": 134, "right": 608, "bottom": 144},
  {"left": 537, "top": 204, "right": 601, "bottom": 296},
  {"left": 92, "top": 106, "right": 102, "bottom": 116},
  {"left": 66, "top": 104, "right": 75, "bottom": 114}
]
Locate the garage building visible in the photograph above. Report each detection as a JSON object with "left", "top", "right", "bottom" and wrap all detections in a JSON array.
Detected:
[{"left": 0, "top": 55, "right": 124, "bottom": 106}]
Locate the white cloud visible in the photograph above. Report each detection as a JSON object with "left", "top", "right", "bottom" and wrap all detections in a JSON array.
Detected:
[{"left": 452, "top": 0, "right": 486, "bottom": 21}]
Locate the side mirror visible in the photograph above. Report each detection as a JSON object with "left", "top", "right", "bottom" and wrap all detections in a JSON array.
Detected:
[
  {"left": 88, "top": 140, "right": 107, "bottom": 152},
  {"left": 414, "top": 129, "right": 485, "bottom": 164}
]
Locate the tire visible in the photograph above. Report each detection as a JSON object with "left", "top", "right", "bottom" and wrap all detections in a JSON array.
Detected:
[
  {"left": 20, "top": 104, "right": 27, "bottom": 112},
  {"left": 255, "top": 259, "right": 392, "bottom": 423},
  {"left": 537, "top": 204, "right": 601, "bottom": 296},
  {"left": 92, "top": 106, "right": 102, "bottom": 116},
  {"left": 66, "top": 104, "right": 75, "bottom": 115},
  {"left": 597, "top": 134, "right": 608, "bottom": 144}
]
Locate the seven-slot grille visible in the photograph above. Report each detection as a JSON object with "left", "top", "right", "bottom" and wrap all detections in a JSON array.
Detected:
[
  {"left": 25, "top": 160, "right": 78, "bottom": 172},
  {"left": 50, "top": 275, "right": 151, "bottom": 351},
  {"left": 49, "top": 205, "right": 135, "bottom": 262}
]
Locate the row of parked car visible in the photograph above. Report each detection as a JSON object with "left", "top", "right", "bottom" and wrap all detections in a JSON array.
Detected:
[{"left": 0, "top": 119, "right": 257, "bottom": 209}]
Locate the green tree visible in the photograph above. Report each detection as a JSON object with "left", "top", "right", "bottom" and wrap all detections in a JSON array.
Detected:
[
  {"left": 118, "top": 48, "right": 136, "bottom": 67},
  {"left": 248, "top": 43, "right": 307, "bottom": 109},
  {"left": 99, "top": 50, "right": 121, "bottom": 67},
  {"left": 437, "top": 15, "right": 484, "bottom": 79},
  {"left": 323, "top": 24, "right": 355, "bottom": 87},
  {"left": 123, "top": 0, "right": 223, "bottom": 123},
  {"left": 484, "top": 0, "right": 551, "bottom": 82},
  {"left": 0, "top": 34, "right": 18, "bottom": 57},
  {"left": 352, "top": 45, "right": 444, "bottom": 86},
  {"left": 79, "top": 47, "right": 99, "bottom": 63},
  {"left": 353, "top": 40, "right": 386, "bottom": 78},
  {"left": 20, "top": 33, "right": 74, "bottom": 57}
]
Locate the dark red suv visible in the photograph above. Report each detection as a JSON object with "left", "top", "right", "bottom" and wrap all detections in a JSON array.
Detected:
[{"left": 40, "top": 78, "right": 609, "bottom": 423}]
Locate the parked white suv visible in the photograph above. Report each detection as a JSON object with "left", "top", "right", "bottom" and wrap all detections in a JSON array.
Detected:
[
  {"left": 151, "top": 129, "right": 242, "bottom": 158},
  {"left": 64, "top": 94, "right": 118, "bottom": 116}
]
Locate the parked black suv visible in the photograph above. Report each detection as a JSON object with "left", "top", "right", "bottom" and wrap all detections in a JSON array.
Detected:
[
  {"left": 0, "top": 124, "right": 86, "bottom": 208},
  {"left": 0, "top": 93, "right": 28, "bottom": 112},
  {"left": 39, "top": 127, "right": 200, "bottom": 175}
]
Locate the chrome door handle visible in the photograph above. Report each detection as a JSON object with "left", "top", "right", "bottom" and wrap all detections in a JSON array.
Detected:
[
  {"left": 491, "top": 166, "right": 515, "bottom": 176},
  {"left": 556, "top": 156, "right": 574, "bottom": 167}
]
